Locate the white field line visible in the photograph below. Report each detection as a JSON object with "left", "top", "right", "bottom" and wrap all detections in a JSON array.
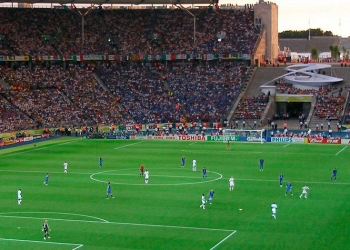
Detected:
[
  {"left": 0, "top": 170, "right": 205, "bottom": 179},
  {"left": 0, "top": 169, "right": 349, "bottom": 185},
  {"left": 335, "top": 146, "right": 347, "bottom": 155},
  {"left": 0, "top": 214, "right": 233, "bottom": 232},
  {"left": 114, "top": 141, "right": 145, "bottom": 149},
  {"left": 283, "top": 144, "right": 290, "bottom": 148},
  {"left": 0, "top": 140, "right": 78, "bottom": 158},
  {"left": 0, "top": 211, "right": 109, "bottom": 223},
  {"left": 209, "top": 230, "right": 237, "bottom": 250},
  {"left": 94, "top": 173, "right": 207, "bottom": 179},
  {"left": 189, "top": 142, "right": 197, "bottom": 145},
  {"left": 238, "top": 178, "right": 350, "bottom": 185},
  {"left": 72, "top": 244, "right": 84, "bottom": 250},
  {"left": 0, "top": 237, "right": 83, "bottom": 249}
]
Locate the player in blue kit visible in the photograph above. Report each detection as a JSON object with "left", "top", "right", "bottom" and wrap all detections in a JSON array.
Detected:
[
  {"left": 207, "top": 189, "right": 215, "bottom": 204},
  {"left": 44, "top": 173, "right": 49, "bottom": 185},
  {"left": 259, "top": 158, "right": 264, "bottom": 171},
  {"left": 285, "top": 181, "right": 293, "bottom": 196},
  {"left": 279, "top": 173, "right": 284, "bottom": 187},
  {"left": 202, "top": 167, "right": 207, "bottom": 179},
  {"left": 106, "top": 182, "right": 114, "bottom": 199},
  {"left": 181, "top": 156, "right": 185, "bottom": 168},
  {"left": 99, "top": 156, "right": 103, "bottom": 168},
  {"left": 330, "top": 167, "right": 337, "bottom": 181}
]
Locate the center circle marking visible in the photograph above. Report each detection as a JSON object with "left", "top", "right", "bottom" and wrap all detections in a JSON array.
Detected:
[{"left": 90, "top": 168, "right": 222, "bottom": 186}]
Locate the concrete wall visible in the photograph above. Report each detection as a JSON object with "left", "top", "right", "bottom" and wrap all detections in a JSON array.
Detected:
[{"left": 254, "top": 1, "right": 279, "bottom": 62}]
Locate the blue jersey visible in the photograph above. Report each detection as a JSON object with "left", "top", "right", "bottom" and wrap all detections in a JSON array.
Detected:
[
  {"left": 332, "top": 169, "right": 337, "bottom": 176},
  {"left": 99, "top": 157, "right": 103, "bottom": 165},
  {"left": 181, "top": 157, "right": 185, "bottom": 165},
  {"left": 279, "top": 174, "right": 283, "bottom": 182},
  {"left": 208, "top": 190, "right": 215, "bottom": 198},
  {"left": 259, "top": 158, "right": 264, "bottom": 166},
  {"left": 202, "top": 168, "right": 207, "bottom": 175},
  {"left": 107, "top": 184, "right": 112, "bottom": 194},
  {"left": 44, "top": 174, "right": 49, "bottom": 183},
  {"left": 286, "top": 183, "right": 292, "bottom": 191}
]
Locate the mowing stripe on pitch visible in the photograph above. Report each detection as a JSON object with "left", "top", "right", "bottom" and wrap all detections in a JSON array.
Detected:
[
  {"left": 0, "top": 139, "right": 78, "bottom": 158},
  {"left": 0, "top": 214, "right": 233, "bottom": 232},
  {"left": 0, "top": 238, "right": 83, "bottom": 249}
]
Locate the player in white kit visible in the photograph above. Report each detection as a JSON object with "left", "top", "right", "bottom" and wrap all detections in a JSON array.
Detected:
[
  {"left": 192, "top": 159, "right": 197, "bottom": 171},
  {"left": 200, "top": 194, "right": 206, "bottom": 209},
  {"left": 144, "top": 170, "right": 149, "bottom": 184},
  {"left": 63, "top": 161, "right": 68, "bottom": 173},
  {"left": 299, "top": 185, "right": 310, "bottom": 199},
  {"left": 18, "top": 188, "right": 22, "bottom": 205},
  {"left": 229, "top": 176, "right": 234, "bottom": 191},
  {"left": 271, "top": 202, "right": 277, "bottom": 219}
]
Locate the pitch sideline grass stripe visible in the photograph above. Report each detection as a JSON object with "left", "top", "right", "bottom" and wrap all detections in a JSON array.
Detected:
[
  {"left": 209, "top": 230, "right": 237, "bottom": 250},
  {"left": 0, "top": 139, "right": 79, "bottom": 159},
  {"left": 0, "top": 214, "right": 234, "bottom": 232},
  {"left": 0, "top": 237, "right": 83, "bottom": 248},
  {"left": 114, "top": 141, "right": 145, "bottom": 149},
  {"left": 335, "top": 146, "right": 347, "bottom": 155}
]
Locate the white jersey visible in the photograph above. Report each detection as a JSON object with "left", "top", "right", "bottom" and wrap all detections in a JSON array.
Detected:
[
  {"left": 301, "top": 186, "right": 309, "bottom": 193},
  {"left": 229, "top": 177, "right": 234, "bottom": 186},
  {"left": 18, "top": 189, "right": 22, "bottom": 199},
  {"left": 192, "top": 160, "right": 196, "bottom": 167},
  {"left": 271, "top": 203, "right": 277, "bottom": 213},
  {"left": 63, "top": 162, "right": 68, "bottom": 170},
  {"left": 201, "top": 195, "right": 206, "bottom": 205},
  {"left": 144, "top": 171, "right": 149, "bottom": 180}
]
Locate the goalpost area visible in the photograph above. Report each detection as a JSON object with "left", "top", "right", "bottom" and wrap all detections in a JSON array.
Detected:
[{"left": 222, "top": 129, "right": 265, "bottom": 143}]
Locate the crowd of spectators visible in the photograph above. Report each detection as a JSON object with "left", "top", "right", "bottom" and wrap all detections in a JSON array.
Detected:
[
  {"left": 0, "top": 95, "right": 36, "bottom": 132},
  {"left": 233, "top": 93, "right": 269, "bottom": 120},
  {"left": 0, "top": 63, "right": 133, "bottom": 131},
  {"left": 97, "top": 61, "right": 249, "bottom": 124},
  {"left": 0, "top": 7, "right": 259, "bottom": 56},
  {"left": 314, "top": 94, "right": 345, "bottom": 120}
]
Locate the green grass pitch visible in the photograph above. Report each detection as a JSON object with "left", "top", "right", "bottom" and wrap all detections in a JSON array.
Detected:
[{"left": 0, "top": 137, "right": 349, "bottom": 250}]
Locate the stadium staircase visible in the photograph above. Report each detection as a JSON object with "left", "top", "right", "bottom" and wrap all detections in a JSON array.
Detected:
[
  {"left": 226, "top": 66, "right": 256, "bottom": 123},
  {"left": 0, "top": 79, "right": 11, "bottom": 91},
  {"left": 92, "top": 72, "right": 132, "bottom": 119},
  {"left": 58, "top": 90, "right": 94, "bottom": 124}
]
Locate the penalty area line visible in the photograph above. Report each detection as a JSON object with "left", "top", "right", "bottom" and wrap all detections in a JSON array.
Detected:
[
  {"left": 0, "top": 238, "right": 83, "bottom": 249},
  {"left": 335, "top": 146, "right": 347, "bottom": 156},
  {"left": 209, "top": 230, "right": 237, "bottom": 250},
  {"left": 115, "top": 141, "right": 145, "bottom": 149},
  {"left": 0, "top": 214, "right": 232, "bottom": 232}
]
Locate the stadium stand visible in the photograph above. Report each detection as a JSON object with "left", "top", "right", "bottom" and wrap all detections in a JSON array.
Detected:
[{"left": 0, "top": 7, "right": 259, "bottom": 133}]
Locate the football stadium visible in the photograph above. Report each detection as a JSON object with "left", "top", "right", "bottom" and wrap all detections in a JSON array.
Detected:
[{"left": 0, "top": 0, "right": 350, "bottom": 249}]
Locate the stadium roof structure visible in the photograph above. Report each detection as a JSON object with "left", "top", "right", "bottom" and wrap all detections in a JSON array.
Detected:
[{"left": 4, "top": 0, "right": 215, "bottom": 5}]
